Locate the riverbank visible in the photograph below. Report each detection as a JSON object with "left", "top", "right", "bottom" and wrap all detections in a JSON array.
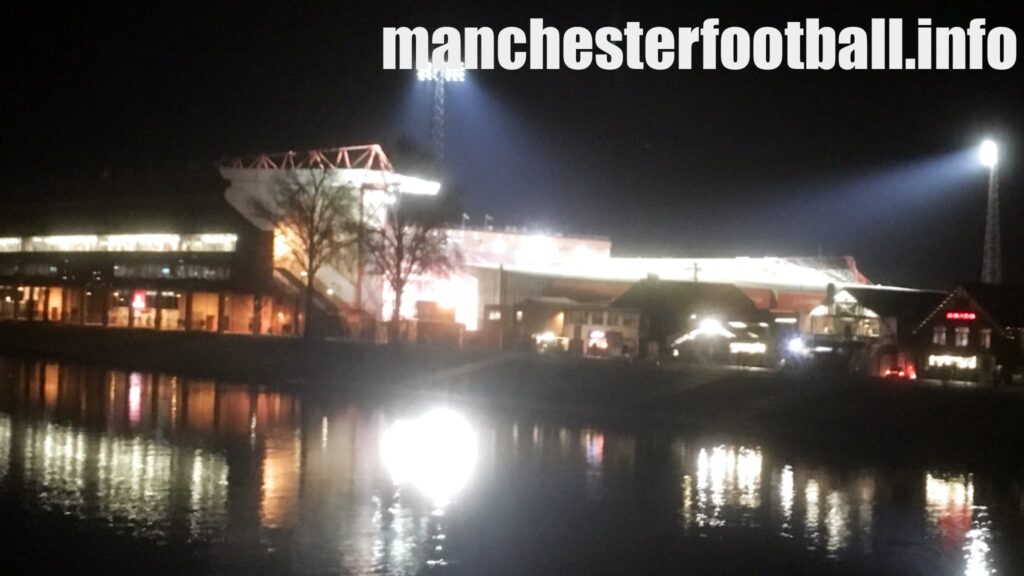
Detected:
[{"left": 3, "top": 322, "right": 1024, "bottom": 472}]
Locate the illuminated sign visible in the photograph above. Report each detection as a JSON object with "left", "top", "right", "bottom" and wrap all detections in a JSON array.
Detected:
[
  {"left": 131, "top": 291, "right": 147, "bottom": 310},
  {"left": 945, "top": 311, "right": 976, "bottom": 321}
]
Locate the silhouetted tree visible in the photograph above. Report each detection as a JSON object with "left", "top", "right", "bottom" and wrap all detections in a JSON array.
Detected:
[
  {"left": 364, "top": 192, "right": 457, "bottom": 344},
  {"left": 251, "top": 168, "right": 357, "bottom": 338}
]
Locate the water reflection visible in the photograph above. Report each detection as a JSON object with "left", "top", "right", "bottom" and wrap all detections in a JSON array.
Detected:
[
  {"left": 381, "top": 407, "right": 478, "bottom": 508},
  {"left": 926, "top": 474, "right": 994, "bottom": 576},
  {"left": 0, "top": 358, "right": 1019, "bottom": 575},
  {"left": 676, "top": 443, "right": 1000, "bottom": 573},
  {"left": 690, "top": 445, "right": 763, "bottom": 527}
]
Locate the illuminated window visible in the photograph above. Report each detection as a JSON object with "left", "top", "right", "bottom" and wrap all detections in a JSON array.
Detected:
[
  {"left": 112, "top": 263, "right": 230, "bottom": 280},
  {"left": 932, "top": 325, "right": 947, "bottom": 346},
  {"left": 515, "top": 310, "right": 523, "bottom": 322},
  {"left": 980, "top": 329, "right": 991, "bottom": 350},
  {"left": 487, "top": 310, "right": 502, "bottom": 321},
  {"left": 955, "top": 326, "right": 969, "bottom": 347},
  {"left": 0, "top": 238, "right": 23, "bottom": 252},
  {"left": 4, "top": 233, "right": 236, "bottom": 253},
  {"left": 928, "top": 354, "right": 977, "bottom": 370}
]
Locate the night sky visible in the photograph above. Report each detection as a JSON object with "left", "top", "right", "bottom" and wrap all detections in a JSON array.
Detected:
[{"left": 3, "top": 1, "right": 1022, "bottom": 288}]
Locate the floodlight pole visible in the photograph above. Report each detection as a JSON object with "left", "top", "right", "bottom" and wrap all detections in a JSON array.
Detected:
[
  {"left": 982, "top": 162, "right": 1001, "bottom": 284},
  {"left": 432, "top": 79, "right": 446, "bottom": 162},
  {"left": 419, "top": 64, "right": 464, "bottom": 163}
]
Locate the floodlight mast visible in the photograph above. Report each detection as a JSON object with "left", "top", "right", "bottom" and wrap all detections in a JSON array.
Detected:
[
  {"left": 417, "top": 64, "right": 465, "bottom": 162},
  {"left": 980, "top": 140, "right": 1000, "bottom": 284}
]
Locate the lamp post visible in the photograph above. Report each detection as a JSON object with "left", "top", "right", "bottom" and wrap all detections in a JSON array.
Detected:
[
  {"left": 979, "top": 140, "right": 1000, "bottom": 284},
  {"left": 417, "top": 63, "right": 465, "bottom": 162}
]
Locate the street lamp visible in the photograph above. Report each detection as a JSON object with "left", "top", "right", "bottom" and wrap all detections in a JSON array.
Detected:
[
  {"left": 979, "top": 139, "right": 1001, "bottom": 284},
  {"left": 417, "top": 63, "right": 465, "bottom": 162}
]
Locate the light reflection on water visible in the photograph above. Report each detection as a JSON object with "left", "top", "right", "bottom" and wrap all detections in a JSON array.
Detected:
[{"left": 0, "top": 358, "right": 1019, "bottom": 575}]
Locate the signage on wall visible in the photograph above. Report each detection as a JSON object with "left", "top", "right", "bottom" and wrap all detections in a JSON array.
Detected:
[
  {"left": 945, "top": 311, "right": 976, "bottom": 321},
  {"left": 131, "top": 290, "right": 147, "bottom": 310}
]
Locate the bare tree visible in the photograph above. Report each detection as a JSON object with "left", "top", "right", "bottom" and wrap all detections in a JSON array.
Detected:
[
  {"left": 364, "top": 193, "right": 456, "bottom": 344},
  {"left": 252, "top": 168, "right": 357, "bottom": 338}
]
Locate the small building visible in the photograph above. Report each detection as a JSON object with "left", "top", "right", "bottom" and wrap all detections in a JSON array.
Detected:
[
  {"left": 561, "top": 303, "right": 640, "bottom": 358},
  {"left": 808, "top": 286, "right": 947, "bottom": 376},
  {"left": 503, "top": 296, "right": 640, "bottom": 358},
  {"left": 609, "top": 276, "right": 767, "bottom": 361},
  {"left": 913, "top": 284, "right": 1024, "bottom": 384}
]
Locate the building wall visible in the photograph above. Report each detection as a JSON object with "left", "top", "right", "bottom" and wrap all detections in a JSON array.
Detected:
[{"left": 562, "top": 307, "right": 640, "bottom": 357}]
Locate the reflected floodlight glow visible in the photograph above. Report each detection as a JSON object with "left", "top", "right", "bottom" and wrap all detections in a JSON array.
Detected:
[
  {"left": 417, "top": 63, "right": 466, "bottom": 83},
  {"left": 380, "top": 408, "right": 478, "bottom": 507},
  {"left": 979, "top": 140, "right": 998, "bottom": 168},
  {"left": 676, "top": 318, "right": 736, "bottom": 343}
]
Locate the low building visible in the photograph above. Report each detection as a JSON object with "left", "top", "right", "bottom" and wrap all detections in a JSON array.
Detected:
[
  {"left": 561, "top": 303, "right": 641, "bottom": 358},
  {"left": 808, "top": 286, "right": 947, "bottom": 376},
  {"left": 609, "top": 276, "right": 768, "bottom": 361},
  {"left": 0, "top": 171, "right": 322, "bottom": 336},
  {"left": 913, "top": 284, "right": 1024, "bottom": 384}
]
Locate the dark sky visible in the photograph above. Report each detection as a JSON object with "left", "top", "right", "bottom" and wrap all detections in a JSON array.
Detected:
[{"left": 3, "top": 1, "right": 1022, "bottom": 288}]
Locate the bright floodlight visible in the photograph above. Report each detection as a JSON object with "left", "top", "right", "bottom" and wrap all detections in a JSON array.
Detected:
[
  {"left": 980, "top": 140, "right": 998, "bottom": 168},
  {"left": 416, "top": 63, "right": 466, "bottom": 83},
  {"left": 786, "top": 337, "right": 807, "bottom": 355}
]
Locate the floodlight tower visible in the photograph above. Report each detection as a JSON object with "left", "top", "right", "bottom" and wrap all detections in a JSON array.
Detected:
[
  {"left": 979, "top": 140, "right": 1000, "bottom": 284},
  {"left": 417, "top": 63, "right": 465, "bottom": 162}
]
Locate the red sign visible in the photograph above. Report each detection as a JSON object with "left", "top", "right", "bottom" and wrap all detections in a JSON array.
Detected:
[
  {"left": 945, "top": 311, "right": 976, "bottom": 321},
  {"left": 131, "top": 290, "right": 147, "bottom": 310}
]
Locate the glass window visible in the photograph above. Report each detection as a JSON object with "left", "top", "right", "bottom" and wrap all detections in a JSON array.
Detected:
[
  {"left": 589, "top": 311, "right": 605, "bottom": 325},
  {"left": 606, "top": 312, "right": 620, "bottom": 326},
  {"left": 955, "top": 326, "right": 969, "bottom": 347},
  {"left": 622, "top": 313, "right": 636, "bottom": 328},
  {"left": 932, "top": 325, "right": 947, "bottom": 346},
  {"left": 980, "top": 329, "right": 992, "bottom": 350}
]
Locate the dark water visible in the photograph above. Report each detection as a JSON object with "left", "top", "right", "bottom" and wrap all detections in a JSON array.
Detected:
[{"left": 1, "top": 358, "right": 1022, "bottom": 575}]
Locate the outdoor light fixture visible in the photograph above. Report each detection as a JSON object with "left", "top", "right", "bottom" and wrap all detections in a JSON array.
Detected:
[
  {"left": 786, "top": 337, "right": 807, "bottom": 355},
  {"left": 416, "top": 63, "right": 467, "bottom": 83},
  {"left": 979, "top": 139, "right": 998, "bottom": 168}
]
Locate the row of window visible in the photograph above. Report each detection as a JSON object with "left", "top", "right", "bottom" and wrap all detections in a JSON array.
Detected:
[
  {"left": 565, "top": 310, "right": 636, "bottom": 327},
  {"left": 0, "top": 262, "right": 231, "bottom": 281},
  {"left": 932, "top": 325, "right": 992, "bottom": 349},
  {"left": 112, "top": 263, "right": 231, "bottom": 281},
  {"left": 0, "top": 234, "right": 237, "bottom": 253}
]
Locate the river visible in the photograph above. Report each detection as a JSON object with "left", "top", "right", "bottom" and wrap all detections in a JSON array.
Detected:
[{"left": 0, "top": 358, "right": 1021, "bottom": 575}]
